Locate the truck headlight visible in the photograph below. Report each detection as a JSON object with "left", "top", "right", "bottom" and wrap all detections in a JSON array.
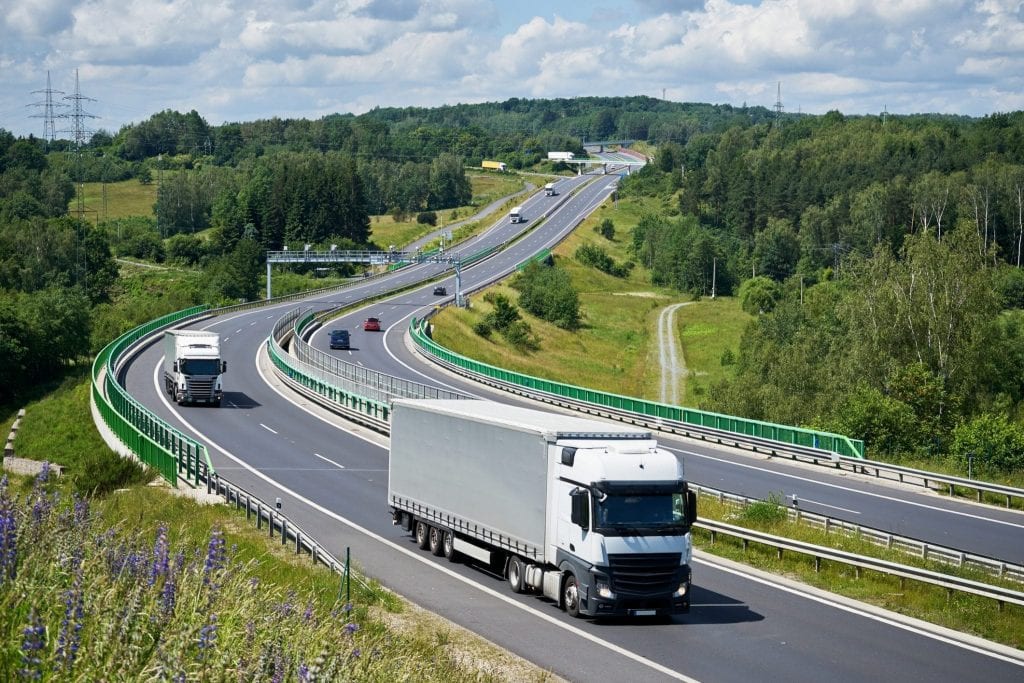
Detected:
[
  {"left": 673, "top": 582, "right": 688, "bottom": 597},
  {"left": 596, "top": 582, "right": 614, "bottom": 599}
]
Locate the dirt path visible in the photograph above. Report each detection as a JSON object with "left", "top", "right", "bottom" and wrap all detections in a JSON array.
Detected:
[{"left": 657, "top": 302, "right": 692, "bottom": 405}]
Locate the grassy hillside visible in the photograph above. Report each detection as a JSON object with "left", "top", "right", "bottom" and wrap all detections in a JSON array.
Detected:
[{"left": 431, "top": 192, "right": 752, "bottom": 405}]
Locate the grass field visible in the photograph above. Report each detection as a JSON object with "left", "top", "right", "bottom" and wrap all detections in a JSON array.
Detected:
[{"left": 72, "top": 178, "right": 158, "bottom": 221}]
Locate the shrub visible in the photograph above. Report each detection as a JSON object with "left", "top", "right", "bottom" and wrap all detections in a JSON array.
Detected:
[
  {"left": 595, "top": 218, "right": 615, "bottom": 240},
  {"left": 416, "top": 211, "right": 437, "bottom": 226},
  {"left": 514, "top": 262, "right": 580, "bottom": 330},
  {"left": 737, "top": 492, "right": 788, "bottom": 528},
  {"left": 473, "top": 320, "right": 492, "bottom": 337},
  {"left": 738, "top": 276, "right": 782, "bottom": 315}
]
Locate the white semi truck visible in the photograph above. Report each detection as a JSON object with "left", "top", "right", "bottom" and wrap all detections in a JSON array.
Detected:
[
  {"left": 162, "top": 330, "right": 226, "bottom": 406},
  {"left": 388, "top": 399, "right": 696, "bottom": 618},
  {"left": 547, "top": 151, "right": 575, "bottom": 161},
  {"left": 509, "top": 205, "right": 523, "bottom": 223},
  {"left": 544, "top": 182, "right": 557, "bottom": 196}
]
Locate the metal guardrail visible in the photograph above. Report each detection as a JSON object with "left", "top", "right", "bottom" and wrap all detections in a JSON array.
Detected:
[
  {"left": 696, "top": 518, "right": 1024, "bottom": 610},
  {"left": 693, "top": 485, "right": 1024, "bottom": 584}
]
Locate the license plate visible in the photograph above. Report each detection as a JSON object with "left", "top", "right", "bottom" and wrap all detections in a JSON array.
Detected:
[{"left": 632, "top": 609, "right": 656, "bottom": 616}]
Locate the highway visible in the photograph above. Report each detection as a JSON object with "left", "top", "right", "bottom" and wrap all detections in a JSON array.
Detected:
[{"left": 119, "top": 169, "right": 1024, "bottom": 681}]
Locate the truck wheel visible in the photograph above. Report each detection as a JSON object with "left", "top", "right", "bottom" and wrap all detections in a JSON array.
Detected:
[
  {"left": 562, "top": 574, "right": 581, "bottom": 618},
  {"left": 507, "top": 556, "right": 526, "bottom": 594},
  {"left": 415, "top": 521, "right": 430, "bottom": 550},
  {"left": 428, "top": 526, "right": 444, "bottom": 556},
  {"left": 442, "top": 531, "right": 458, "bottom": 562}
]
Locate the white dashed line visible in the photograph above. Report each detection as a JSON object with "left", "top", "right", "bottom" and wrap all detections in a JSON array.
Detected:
[{"left": 260, "top": 423, "right": 278, "bottom": 434}]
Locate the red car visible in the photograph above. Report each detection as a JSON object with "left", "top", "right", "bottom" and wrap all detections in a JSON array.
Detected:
[{"left": 363, "top": 317, "right": 382, "bottom": 331}]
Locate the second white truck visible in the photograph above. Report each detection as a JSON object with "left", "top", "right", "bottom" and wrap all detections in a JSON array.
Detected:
[
  {"left": 544, "top": 182, "right": 557, "bottom": 196},
  {"left": 389, "top": 399, "right": 696, "bottom": 618},
  {"left": 162, "top": 330, "right": 226, "bottom": 406}
]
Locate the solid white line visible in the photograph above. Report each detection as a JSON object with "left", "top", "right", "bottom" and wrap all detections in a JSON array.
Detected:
[
  {"left": 674, "top": 448, "right": 1024, "bottom": 530},
  {"left": 314, "top": 453, "right": 345, "bottom": 469},
  {"left": 798, "top": 498, "right": 861, "bottom": 514},
  {"left": 696, "top": 553, "right": 1024, "bottom": 668},
  {"left": 259, "top": 423, "right": 278, "bottom": 434}
]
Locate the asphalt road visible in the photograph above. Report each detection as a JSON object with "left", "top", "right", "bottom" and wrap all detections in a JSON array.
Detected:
[{"left": 120, "top": 169, "right": 1024, "bottom": 681}]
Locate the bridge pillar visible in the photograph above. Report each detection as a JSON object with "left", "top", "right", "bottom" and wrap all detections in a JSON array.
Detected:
[{"left": 266, "top": 262, "right": 272, "bottom": 300}]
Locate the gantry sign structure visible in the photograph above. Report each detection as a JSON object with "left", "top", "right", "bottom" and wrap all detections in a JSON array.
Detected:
[{"left": 265, "top": 247, "right": 466, "bottom": 305}]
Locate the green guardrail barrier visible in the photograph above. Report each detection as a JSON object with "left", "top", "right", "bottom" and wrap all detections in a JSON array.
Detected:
[
  {"left": 92, "top": 305, "right": 215, "bottom": 486},
  {"left": 410, "top": 318, "right": 864, "bottom": 459},
  {"left": 516, "top": 249, "right": 551, "bottom": 271}
]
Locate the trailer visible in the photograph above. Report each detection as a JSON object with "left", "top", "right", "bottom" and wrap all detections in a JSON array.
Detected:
[
  {"left": 547, "top": 151, "right": 575, "bottom": 161},
  {"left": 388, "top": 399, "right": 696, "bottom": 618},
  {"left": 482, "top": 160, "right": 507, "bottom": 172}
]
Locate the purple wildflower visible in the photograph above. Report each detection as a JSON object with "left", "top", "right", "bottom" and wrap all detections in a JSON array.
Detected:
[
  {"left": 56, "top": 548, "right": 85, "bottom": 670},
  {"left": 299, "top": 664, "right": 310, "bottom": 682},
  {"left": 197, "top": 614, "right": 218, "bottom": 661},
  {"left": 19, "top": 608, "right": 46, "bottom": 680},
  {"left": 350, "top": 648, "right": 361, "bottom": 660},
  {"left": 203, "top": 528, "right": 226, "bottom": 581},
  {"left": 0, "top": 499, "right": 17, "bottom": 583},
  {"left": 150, "top": 524, "right": 170, "bottom": 587},
  {"left": 343, "top": 622, "right": 359, "bottom": 636}
]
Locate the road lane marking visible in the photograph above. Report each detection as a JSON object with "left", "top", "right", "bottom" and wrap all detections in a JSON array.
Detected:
[
  {"left": 674, "top": 448, "right": 1024, "bottom": 530},
  {"left": 260, "top": 423, "right": 278, "bottom": 434},
  {"left": 795, "top": 498, "right": 861, "bottom": 514},
  {"left": 314, "top": 453, "right": 345, "bottom": 469}
]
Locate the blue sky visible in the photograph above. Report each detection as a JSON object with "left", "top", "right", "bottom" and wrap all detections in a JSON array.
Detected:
[{"left": 2, "top": 1, "right": 1023, "bottom": 139}]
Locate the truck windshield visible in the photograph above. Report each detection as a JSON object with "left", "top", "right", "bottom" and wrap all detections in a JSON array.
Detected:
[
  {"left": 594, "top": 489, "right": 687, "bottom": 534},
  {"left": 180, "top": 358, "right": 221, "bottom": 375}
]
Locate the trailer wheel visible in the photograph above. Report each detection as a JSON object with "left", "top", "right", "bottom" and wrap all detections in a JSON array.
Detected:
[
  {"left": 428, "top": 526, "right": 444, "bottom": 556},
  {"left": 562, "top": 573, "right": 581, "bottom": 618},
  {"left": 442, "top": 531, "right": 457, "bottom": 562},
  {"left": 507, "top": 556, "right": 526, "bottom": 594},
  {"left": 415, "top": 521, "right": 430, "bottom": 550}
]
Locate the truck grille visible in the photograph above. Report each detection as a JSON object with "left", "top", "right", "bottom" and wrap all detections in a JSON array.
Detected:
[
  {"left": 187, "top": 378, "right": 215, "bottom": 400},
  {"left": 607, "top": 553, "right": 681, "bottom": 596}
]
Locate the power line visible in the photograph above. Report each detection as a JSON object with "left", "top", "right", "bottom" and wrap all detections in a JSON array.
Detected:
[{"left": 29, "top": 70, "right": 67, "bottom": 142}]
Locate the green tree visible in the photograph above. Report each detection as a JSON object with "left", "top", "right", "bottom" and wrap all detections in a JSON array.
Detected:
[
  {"left": 514, "top": 262, "right": 581, "bottom": 330},
  {"left": 738, "top": 276, "right": 781, "bottom": 314}
]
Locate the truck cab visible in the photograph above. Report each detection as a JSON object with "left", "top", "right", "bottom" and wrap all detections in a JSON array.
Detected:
[{"left": 552, "top": 441, "right": 696, "bottom": 617}]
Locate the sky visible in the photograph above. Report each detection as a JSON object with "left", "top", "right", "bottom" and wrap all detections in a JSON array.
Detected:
[{"left": 2, "top": 0, "right": 1024, "bottom": 139}]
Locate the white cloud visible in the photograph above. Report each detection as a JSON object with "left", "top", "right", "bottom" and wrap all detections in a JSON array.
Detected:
[{"left": 3, "top": 0, "right": 1024, "bottom": 137}]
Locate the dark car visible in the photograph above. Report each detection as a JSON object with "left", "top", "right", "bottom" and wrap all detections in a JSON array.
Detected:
[
  {"left": 433, "top": 285, "right": 447, "bottom": 296},
  {"left": 329, "top": 329, "right": 350, "bottom": 349},
  {"left": 363, "top": 317, "right": 382, "bottom": 331}
]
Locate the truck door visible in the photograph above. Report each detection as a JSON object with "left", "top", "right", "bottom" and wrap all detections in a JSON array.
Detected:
[{"left": 556, "top": 479, "right": 590, "bottom": 560}]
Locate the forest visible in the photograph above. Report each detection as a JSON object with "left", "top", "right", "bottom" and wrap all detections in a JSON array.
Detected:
[{"left": 3, "top": 97, "right": 1024, "bottom": 471}]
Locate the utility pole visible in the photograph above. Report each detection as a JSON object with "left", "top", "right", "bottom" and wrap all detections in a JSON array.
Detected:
[
  {"left": 774, "top": 81, "right": 784, "bottom": 126},
  {"left": 711, "top": 257, "right": 717, "bottom": 299},
  {"left": 29, "top": 70, "right": 66, "bottom": 142}
]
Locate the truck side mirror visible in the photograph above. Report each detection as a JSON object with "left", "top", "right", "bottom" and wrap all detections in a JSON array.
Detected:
[
  {"left": 173, "top": 361, "right": 179, "bottom": 372},
  {"left": 686, "top": 490, "right": 697, "bottom": 524},
  {"left": 570, "top": 489, "right": 589, "bottom": 529},
  {"left": 222, "top": 361, "right": 227, "bottom": 373}
]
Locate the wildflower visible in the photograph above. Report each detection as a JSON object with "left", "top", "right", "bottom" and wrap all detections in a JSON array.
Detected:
[
  {"left": 0, "top": 501, "right": 17, "bottom": 583},
  {"left": 343, "top": 622, "right": 359, "bottom": 636},
  {"left": 203, "top": 528, "right": 226, "bottom": 582},
  {"left": 19, "top": 608, "right": 46, "bottom": 680},
  {"left": 197, "top": 614, "right": 218, "bottom": 661},
  {"left": 56, "top": 548, "right": 85, "bottom": 670},
  {"left": 150, "top": 524, "right": 170, "bottom": 587}
]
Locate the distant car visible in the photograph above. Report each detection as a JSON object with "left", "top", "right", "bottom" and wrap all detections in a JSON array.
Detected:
[
  {"left": 433, "top": 285, "right": 447, "bottom": 296},
  {"left": 363, "top": 317, "right": 382, "bottom": 331},
  {"left": 328, "top": 329, "right": 350, "bottom": 350}
]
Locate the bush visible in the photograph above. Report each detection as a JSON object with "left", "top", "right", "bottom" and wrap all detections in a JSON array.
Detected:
[
  {"left": 595, "top": 218, "right": 615, "bottom": 240},
  {"left": 575, "top": 243, "right": 632, "bottom": 277},
  {"left": 737, "top": 492, "right": 788, "bottom": 528},
  {"left": 473, "top": 320, "right": 492, "bottom": 337},
  {"left": 416, "top": 211, "right": 437, "bottom": 226},
  {"left": 503, "top": 320, "right": 537, "bottom": 352},
  {"left": 738, "top": 276, "right": 782, "bottom": 315},
  {"left": 514, "top": 262, "right": 580, "bottom": 330},
  {"left": 950, "top": 413, "right": 1024, "bottom": 474},
  {"left": 165, "top": 233, "right": 205, "bottom": 265}
]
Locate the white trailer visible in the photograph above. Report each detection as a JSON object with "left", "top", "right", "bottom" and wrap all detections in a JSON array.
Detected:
[
  {"left": 162, "top": 330, "right": 226, "bottom": 406},
  {"left": 388, "top": 399, "right": 696, "bottom": 618},
  {"left": 544, "top": 182, "right": 557, "bottom": 196},
  {"left": 547, "top": 151, "right": 575, "bottom": 161},
  {"left": 509, "top": 206, "right": 523, "bottom": 223}
]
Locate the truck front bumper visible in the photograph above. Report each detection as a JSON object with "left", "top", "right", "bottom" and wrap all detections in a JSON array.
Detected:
[{"left": 582, "top": 566, "right": 691, "bottom": 617}]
